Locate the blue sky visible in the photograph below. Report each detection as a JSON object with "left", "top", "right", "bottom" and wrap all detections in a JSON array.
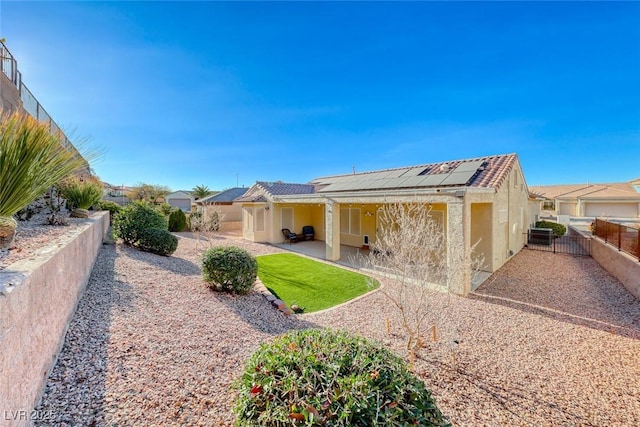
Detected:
[{"left": 1, "top": 1, "right": 638, "bottom": 191}]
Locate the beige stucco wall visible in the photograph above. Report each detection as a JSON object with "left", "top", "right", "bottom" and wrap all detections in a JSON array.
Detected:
[
  {"left": 490, "top": 163, "right": 531, "bottom": 271},
  {"left": 203, "top": 204, "right": 242, "bottom": 222},
  {"left": 0, "top": 212, "right": 109, "bottom": 427},
  {"left": 591, "top": 238, "right": 640, "bottom": 301},
  {"left": 0, "top": 73, "right": 23, "bottom": 113}
]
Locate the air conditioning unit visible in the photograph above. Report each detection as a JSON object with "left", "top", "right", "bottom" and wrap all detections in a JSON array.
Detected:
[{"left": 528, "top": 228, "right": 553, "bottom": 245}]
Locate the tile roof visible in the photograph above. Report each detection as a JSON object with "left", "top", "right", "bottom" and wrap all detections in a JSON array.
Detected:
[
  {"left": 197, "top": 187, "right": 248, "bottom": 203},
  {"left": 310, "top": 153, "right": 518, "bottom": 192},
  {"left": 255, "top": 181, "right": 316, "bottom": 196},
  {"left": 529, "top": 182, "right": 640, "bottom": 200},
  {"left": 234, "top": 194, "right": 268, "bottom": 203}
]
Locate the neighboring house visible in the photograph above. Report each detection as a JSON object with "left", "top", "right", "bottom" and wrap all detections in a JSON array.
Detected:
[
  {"left": 237, "top": 153, "right": 539, "bottom": 295},
  {"left": 530, "top": 181, "right": 640, "bottom": 219},
  {"left": 195, "top": 187, "right": 248, "bottom": 225},
  {"left": 165, "top": 191, "right": 194, "bottom": 212},
  {"left": 102, "top": 183, "right": 132, "bottom": 206}
]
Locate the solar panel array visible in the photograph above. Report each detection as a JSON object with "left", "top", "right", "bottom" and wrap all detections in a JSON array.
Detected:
[{"left": 317, "top": 160, "right": 486, "bottom": 193}]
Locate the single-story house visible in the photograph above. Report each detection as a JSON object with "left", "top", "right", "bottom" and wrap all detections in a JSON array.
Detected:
[
  {"left": 530, "top": 181, "right": 640, "bottom": 219},
  {"left": 237, "top": 153, "right": 539, "bottom": 295},
  {"left": 165, "top": 191, "right": 194, "bottom": 212},
  {"left": 195, "top": 187, "right": 248, "bottom": 225}
]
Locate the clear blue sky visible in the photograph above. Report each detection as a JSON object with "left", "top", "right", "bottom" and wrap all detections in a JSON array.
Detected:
[{"left": 1, "top": 1, "right": 638, "bottom": 190}]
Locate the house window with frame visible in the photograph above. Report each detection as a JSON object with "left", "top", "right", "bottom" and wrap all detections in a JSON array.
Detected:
[{"left": 340, "top": 207, "right": 361, "bottom": 235}]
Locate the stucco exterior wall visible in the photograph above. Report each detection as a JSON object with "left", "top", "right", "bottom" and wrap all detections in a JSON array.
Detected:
[
  {"left": 0, "top": 212, "right": 109, "bottom": 427},
  {"left": 490, "top": 161, "right": 532, "bottom": 272},
  {"left": 0, "top": 73, "right": 23, "bottom": 113},
  {"left": 591, "top": 238, "right": 640, "bottom": 301},
  {"left": 204, "top": 204, "right": 242, "bottom": 222}
]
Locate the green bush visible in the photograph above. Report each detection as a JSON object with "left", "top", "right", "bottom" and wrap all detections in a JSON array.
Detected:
[
  {"left": 200, "top": 246, "right": 257, "bottom": 294},
  {"left": 168, "top": 208, "right": 188, "bottom": 232},
  {"left": 535, "top": 220, "right": 566, "bottom": 236},
  {"left": 96, "top": 200, "right": 122, "bottom": 218},
  {"left": 112, "top": 201, "right": 168, "bottom": 245},
  {"left": 234, "top": 329, "right": 450, "bottom": 426},
  {"left": 157, "top": 202, "right": 173, "bottom": 217},
  {"left": 136, "top": 228, "right": 178, "bottom": 256}
]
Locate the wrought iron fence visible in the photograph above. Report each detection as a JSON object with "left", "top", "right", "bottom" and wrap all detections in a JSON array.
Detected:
[
  {"left": 594, "top": 218, "right": 640, "bottom": 262},
  {"left": 524, "top": 231, "right": 591, "bottom": 256},
  {"left": 1, "top": 41, "right": 85, "bottom": 166}
]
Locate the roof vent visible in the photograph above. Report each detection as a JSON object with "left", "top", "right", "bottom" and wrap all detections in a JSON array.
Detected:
[{"left": 439, "top": 164, "right": 450, "bottom": 173}]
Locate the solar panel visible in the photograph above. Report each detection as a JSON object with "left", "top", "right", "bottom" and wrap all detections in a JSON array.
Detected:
[
  {"left": 420, "top": 174, "right": 448, "bottom": 186},
  {"left": 440, "top": 170, "right": 477, "bottom": 186},
  {"left": 452, "top": 160, "right": 485, "bottom": 173}
]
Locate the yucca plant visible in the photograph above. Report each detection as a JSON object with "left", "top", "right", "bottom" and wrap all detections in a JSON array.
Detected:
[
  {"left": 0, "top": 111, "right": 95, "bottom": 248},
  {"left": 59, "top": 175, "right": 104, "bottom": 218}
]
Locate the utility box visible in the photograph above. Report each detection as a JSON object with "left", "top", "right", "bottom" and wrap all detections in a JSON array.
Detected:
[{"left": 529, "top": 228, "right": 553, "bottom": 245}]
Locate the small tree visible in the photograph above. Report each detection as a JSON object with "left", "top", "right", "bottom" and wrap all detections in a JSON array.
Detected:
[
  {"left": 358, "top": 202, "right": 483, "bottom": 367},
  {"left": 127, "top": 183, "right": 170, "bottom": 204},
  {"left": 190, "top": 206, "right": 224, "bottom": 248}
]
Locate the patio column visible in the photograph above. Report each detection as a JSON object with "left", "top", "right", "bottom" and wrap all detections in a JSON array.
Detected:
[
  {"left": 325, "top": 201, "right": 341, "bottom": 261},
  {"left": 447, "top": 200, "right": 470, "bottom": 295}
]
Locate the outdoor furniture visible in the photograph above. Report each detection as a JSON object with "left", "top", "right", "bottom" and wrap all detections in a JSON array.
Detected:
[
  {"left": 282, "top": 228, "right": 300, "bottom": 244},
  {"left": 302, "top": 225, "right": 315, "bottom": 241}
]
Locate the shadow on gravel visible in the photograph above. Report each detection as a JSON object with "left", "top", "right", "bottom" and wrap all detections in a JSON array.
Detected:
[
  {"left": 207, "top": 289, "right": 318, "bottom": 335},
  {"left": 34, "top": 243, "right": 123, "bottom": 426},
  {"left": 118, "top": 243, "right": 201, "bottom": 276},
  {"left": 470, "top": 250, "right": 640, "bottom": 339}
]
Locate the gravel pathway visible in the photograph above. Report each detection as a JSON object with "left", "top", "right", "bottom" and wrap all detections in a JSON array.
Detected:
[{"left": 33, "top": 234, "right": 640, "bottom": 426}]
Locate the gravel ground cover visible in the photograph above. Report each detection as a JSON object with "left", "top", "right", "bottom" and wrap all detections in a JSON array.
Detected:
[
  {"left": 0, "top": 211, "right": 88, "bottom": 271},
  {"left": 29, "top": 232, "right": 640, "bottom": 426}
]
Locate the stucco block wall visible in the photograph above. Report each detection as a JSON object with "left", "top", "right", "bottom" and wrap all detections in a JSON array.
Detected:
[
  {"left": 590, "top": 238, "right": 640, "bottom": 301},
  {"left": 0, "top": 212, "right": 109, "bottom": 427},
  {"left": 0, "top": 73, "right": 23, "bottom": 113}
]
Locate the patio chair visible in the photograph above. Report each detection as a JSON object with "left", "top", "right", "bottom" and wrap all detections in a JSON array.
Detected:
[
  {"left": 302, "top": 225, "right": 315, "bottom": 241},
  {"left": 282, "top": 228, "right": 300, "bottom": 244}
]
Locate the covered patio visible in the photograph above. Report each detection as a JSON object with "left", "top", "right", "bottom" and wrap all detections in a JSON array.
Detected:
[{"left": 273, "top": 240, "right": 366, "bottom": 269}]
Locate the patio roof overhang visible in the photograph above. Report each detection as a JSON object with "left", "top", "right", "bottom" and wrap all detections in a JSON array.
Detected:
[{"left": 273, "top": 186, "right": 495, "bottom": 204}]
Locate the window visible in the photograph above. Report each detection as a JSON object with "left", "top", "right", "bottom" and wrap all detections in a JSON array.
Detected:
[
  {"left": 340, "top": 207, "right": 361, "bottom": 235},
  {"left": 243, "top": 208, "right": 253, "bottom": 231}
]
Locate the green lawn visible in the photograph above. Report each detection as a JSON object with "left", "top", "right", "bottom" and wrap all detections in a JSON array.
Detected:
[{"left": 256, "top": 253, "right": 378, "bottom": 313}]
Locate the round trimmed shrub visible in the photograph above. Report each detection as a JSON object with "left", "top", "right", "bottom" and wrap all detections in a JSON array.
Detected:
[
  {"left": 136, "top": 228, "right": 178, "bottom": 256},
  {"left": 234, "top": 329, "right": 450, "bottom": 426},
  {"left": 112, "top": 201, "right": 168, "bottom": 245},
  {"left": 200, "top": 246, "right": 257, "bottom": 294},
  {"left": 535, "top": 220, "right": 566, "bottom": 236},
  {"left": 168, "top": 208, "right": 188, "bottom": 232}
]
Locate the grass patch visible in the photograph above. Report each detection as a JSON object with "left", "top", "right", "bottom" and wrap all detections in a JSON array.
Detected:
[{"left": 256, "top": 253, "right": 378, "bottom": 313}]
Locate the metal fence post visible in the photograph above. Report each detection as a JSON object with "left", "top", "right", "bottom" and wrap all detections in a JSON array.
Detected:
[{"left": 617, "top": 223, "right": 622, "bottom": 251}]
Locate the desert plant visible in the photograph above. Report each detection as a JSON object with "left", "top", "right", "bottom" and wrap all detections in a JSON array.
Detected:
[
  {"left": 535, "top": 220, "right": 566, "bottom": 236},
  {"left": 59, "top": 176, "right": 103, "bottom": 217},
  {"left": 200, "top": 246, "right": 257, "bottom": 294},
  {"left": 136, "top": 228, "right": 178, "bottom": 256},
  {"left": 168, "top": 208, "right": 188, "bottom": 232},
  {"left": 189, "top": 210, "right": 203, "bottom": 231},
  {"left": 357, "top": 202, "right": 483, "bottom": 366},
  {"left": 112, "top": 201, "right": 168, "bottom": 245},
  {"left": 0, "top": 111, "right": 96, "bottom": 248},
  {"left": 234, "top": 328, "right": 450, "bottom": 426}
]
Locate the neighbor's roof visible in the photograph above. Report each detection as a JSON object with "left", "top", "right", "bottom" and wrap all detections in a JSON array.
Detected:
[
  {"left": 309, "top": 153, "right": 518, "bottom": 193},
  {"left": 529, "top": 182, "right": 640, "bottom": 200},
  {"left": 255, "top": 181, "right": 316, "bottom": 196},
  {"left": 234, "top": 181, "right": 315, "bottom": 202},
  {"left": 197, "top": 187, "right": 248, "bottom": 203}
]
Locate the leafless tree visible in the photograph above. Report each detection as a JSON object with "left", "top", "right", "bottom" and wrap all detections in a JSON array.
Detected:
[
  {"left": 191, "top": 205, "right": 225, "bottom": 249},
  {"left": 357, "top": 202, "right": 484, "bottom": 368}
]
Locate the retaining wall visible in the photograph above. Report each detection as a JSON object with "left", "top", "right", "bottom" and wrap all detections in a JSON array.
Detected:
[
  {"left": 591, "top": 237, "right": 640, "bottom": 301},
  {"left": 0, "top": 212, "right": 108, "bottom": 426}
]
